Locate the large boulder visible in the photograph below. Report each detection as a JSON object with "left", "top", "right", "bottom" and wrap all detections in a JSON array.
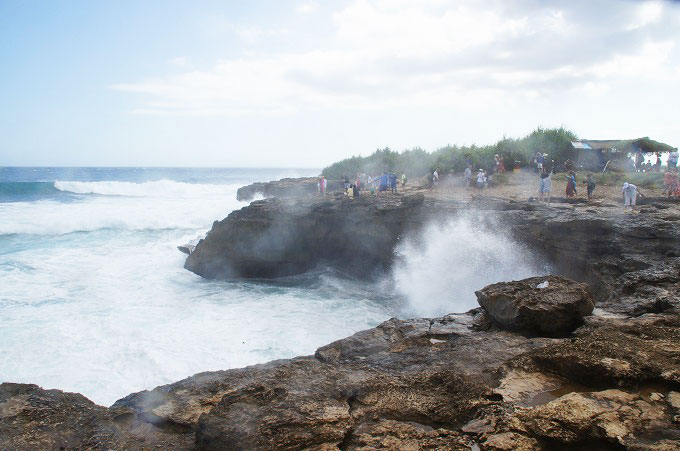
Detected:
[{"left": 475, "top": 275, "right": 595, "bottom": 336}]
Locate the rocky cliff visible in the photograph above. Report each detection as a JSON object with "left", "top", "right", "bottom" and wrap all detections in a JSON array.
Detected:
[
  {"left": 186, "top": 194, "right": 680, "bottom": 315},
  {"left": 2, "top": 194, "right": 680, "bottom": 450},
  {"left": 236, "top": 177, "right": 345, "bottom": 202},
  {"left": 185, "top": 194, "right": 429, "bottom": 279}
]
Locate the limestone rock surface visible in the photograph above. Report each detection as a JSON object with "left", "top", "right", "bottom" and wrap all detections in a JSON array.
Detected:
[
  {"left": 475, "top": 275, "right": 595, "bottom": 336},
  {"left": 236, "top": 177, "right": 344, "bottom": 202}
]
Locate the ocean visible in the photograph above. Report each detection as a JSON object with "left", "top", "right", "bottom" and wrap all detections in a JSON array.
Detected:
[
  {"left": 0, "top": 167, "right": 548, "bottom": 407},
  {"left": 0, "top": 167, "right": 397, "bottom": 406}
]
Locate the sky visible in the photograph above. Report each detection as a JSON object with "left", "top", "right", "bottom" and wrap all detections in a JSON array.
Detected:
[{"left": 1, "top": 0, "right": 679, "bottom": 167}]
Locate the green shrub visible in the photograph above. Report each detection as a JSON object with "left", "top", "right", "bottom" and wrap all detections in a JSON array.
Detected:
[
  {"left": 321, "top": 127, "right": 578, "bottom": 180},
  {"left": 592, "top": 171, "right": 664, "bottom": 189}
]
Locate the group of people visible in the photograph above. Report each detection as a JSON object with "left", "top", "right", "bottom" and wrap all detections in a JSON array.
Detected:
[
  {"left": 532, "top": 152, "right": 547, "bottom": 173},
  {"left": 634, "top": 149, "right": 679, "bottom": 173},
  {"left": 319, "top": 172, "right": 408, "bottom": 198},
  {"left": 535, "top": 158, "right": 648, "bottom": 213},
  {"left": 368, "top": 172, "right": 402, "bottom": 194},
  {"left": 536, "top": 161, "right": 597, "bottom": 203},
  {"left": 461, "top": 166, "right": 492, "bottom": 192}
]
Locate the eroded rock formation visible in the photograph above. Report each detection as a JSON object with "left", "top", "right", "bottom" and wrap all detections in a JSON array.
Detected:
[
  {"left": 236, "top": 177, "right": 344, "bottom": 202},
  {"left": 475, "top": 275, "right": 595, "bottom": 336},
  {"left": 2, "top": 194, "right": 680, "bottom": 449},
  {"left": 185, "top": 194, "right": 429, "bottom": 279}
]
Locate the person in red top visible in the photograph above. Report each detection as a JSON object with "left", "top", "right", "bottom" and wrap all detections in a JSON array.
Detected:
[{"left": 664, "top": 171, "right": 674, "bottom": 197}]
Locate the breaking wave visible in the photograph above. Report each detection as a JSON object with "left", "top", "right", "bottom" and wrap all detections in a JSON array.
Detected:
[
  {"left": 393, "top": 213, "right": 551, "bottom": 317},
  {"left": 54, "top": 180, "right": 239, "bottom": 198},
  {"left": 0, "top": 181, "right": 242, "bottom": 236}
]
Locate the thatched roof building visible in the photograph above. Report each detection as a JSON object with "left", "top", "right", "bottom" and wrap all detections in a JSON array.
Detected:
[{"left": 570, "top": 137, "right": 676, "bottom": 170}]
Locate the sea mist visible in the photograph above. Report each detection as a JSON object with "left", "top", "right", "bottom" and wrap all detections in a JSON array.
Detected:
[{"left": 393, "top": 212, "right": 551, "bottom": 317}]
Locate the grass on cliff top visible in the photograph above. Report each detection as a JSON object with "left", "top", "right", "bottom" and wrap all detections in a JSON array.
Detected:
[{"left": 588, "top": 171, "right": 665, "bottom": 189}]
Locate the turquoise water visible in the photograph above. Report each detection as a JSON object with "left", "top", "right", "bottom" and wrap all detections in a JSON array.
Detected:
[{"left": 0, "top": 168, "right": 396, "bottom": 406}]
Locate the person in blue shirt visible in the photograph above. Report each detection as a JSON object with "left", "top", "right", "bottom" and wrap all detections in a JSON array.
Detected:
[
  {"left": 537, "top": 153, "right": 545, "bottom": 172},
  {"left": 388, "top": 173, "right": 397, "bottom": 193},
  {"left": 378, "top": 173, "right": 389, "bottom": 193}
]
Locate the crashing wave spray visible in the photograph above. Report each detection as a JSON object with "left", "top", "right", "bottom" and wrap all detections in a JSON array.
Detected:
[{"left": 392, "top": 212, "right": 551, "bottom": 317}]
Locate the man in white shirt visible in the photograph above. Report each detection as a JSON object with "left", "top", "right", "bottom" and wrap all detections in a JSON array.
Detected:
[{"left": 622, "top": 182, "right": 639, "bottom": 213}]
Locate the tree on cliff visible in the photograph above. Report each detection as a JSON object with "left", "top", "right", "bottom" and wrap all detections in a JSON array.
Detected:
[{"left": 321, "top": 127, "right": 578, "bottom": 180}]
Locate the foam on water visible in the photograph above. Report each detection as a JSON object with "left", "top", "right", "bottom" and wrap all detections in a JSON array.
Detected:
[
  {"left": 0, "top": 182, "right": 242, "bottom": 235},
  {"left": 0, "top": 168, "right": 395, "bottom": 406},
  {"left": 54, "top": 179, "right": 237, "bottom": 198},
  {"left": 1, "top": 168, "right": 548, "bottom": 406},
  {"left": 393, "top": 213, "right": 551, "bottom": 317},
  {"left": 0, "top": 229, "right": 389, "bottom": 405}
]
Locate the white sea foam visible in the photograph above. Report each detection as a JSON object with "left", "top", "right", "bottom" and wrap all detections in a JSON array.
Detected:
[
  {"left": 0, "top": 182, "right": 242, "bottom": 235},
  {"left": 0, "top": 171, "right": 394, "bottom": 406},
  {"left": 393, "top": 213, "right": 550, "bottom": 317},
  {"left": 54, "top": 179, "right": 238, "bottom": 198},
  {"left": 0, "top": 230, "right": 390, "bottom": 406}
]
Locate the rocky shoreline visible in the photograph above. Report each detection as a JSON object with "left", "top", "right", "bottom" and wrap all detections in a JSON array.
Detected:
[
  {"left": 2, "top": 191, "right": 679, "bottom": 450},
  {"left": 236, "top": 177, "right": 344, "bottom": 202}
]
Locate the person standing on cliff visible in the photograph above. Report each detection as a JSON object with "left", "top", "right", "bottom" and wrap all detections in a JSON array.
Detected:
[
  {"left": 565, "top": 172, "right": 577, "bottom": 198},
  {"left": 476, "top": 169, "right": 486, "bottom": 193},
  {"left": 538, "top": 167, "right": 552, "bottom": 203},
  {"left": 622, "top": 182, "right": 641, "bottom": 213},
  {"left": 433, "top": 169, "right": 439, "bottom": 186},
  {"left": 318, "top": 175, "right": 325, "bottom": 196},
  {"left": 585, "top": 174, "right": 596, "bottom": 201},
  {"left": 388, "top": 172, "right": 397, "bottom": 193},
  {"left": 537, "top": 153, "right": 545, "bottom": 173},
  {"left": 669, "top": 148, "right": 679, "bottom": 170},
  {"left": 464, "top": 165, "right": 472, "bottom": 190},
  {"left": 401, "top": 173, "right": 407, "bottom": 188}
]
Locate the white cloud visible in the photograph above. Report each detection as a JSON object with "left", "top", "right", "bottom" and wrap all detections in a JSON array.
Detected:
[
  {"left": 627, "top": 1, "right": 664, "bottom": 30},
  {"left": 296, "top": 1, "right": 319, "bottom": 14},
  {"left": 167, "top": 56, "right": 189, "bottom": 67},
  {"left": 112, "top": 0, "right": 680, "bottom": 116}
]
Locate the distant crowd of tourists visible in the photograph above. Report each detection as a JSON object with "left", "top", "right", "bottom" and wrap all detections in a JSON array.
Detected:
[
  {"left": 634, "top": 148, "right": 679, "bottom": 173},
  {"left": 318, "top": 147, "right": 678, "bottom": 211},
  {"left": 317, "top": 171, "right": 407, "bottom": 198},
  {"left": 532, "top": 155, "right": 666, "bottom": 213}
]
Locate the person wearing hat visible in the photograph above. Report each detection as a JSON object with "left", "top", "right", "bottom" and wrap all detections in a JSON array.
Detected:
[{"left": 622, "top": 182, "right": 641, "bottom": 213}]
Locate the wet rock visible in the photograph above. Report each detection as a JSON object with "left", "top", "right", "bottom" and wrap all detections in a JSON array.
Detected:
[
  {"left": 482, "top": 432, "right": 539, "bottom": 450},
  {"left": 236, "top": 177, "right": 345, "bottom": 201},
  {"left": 516, "top": 389, "right": 680, "bottom": 447},
  {"left": 4, "top": 194, "right": 680, "bottom": 449},
  {"left": 177, "top": 243, "right": 195, "bottom": 255},
  {"left": 236, "top": 177, "right": 317, "bottom": 201},
  {"left": 475, "top": 275, "right": 595, "bottom": 336},
  {"left": 185, "top": 194, "right": 680, "bottom": 317},
  {"left": 185, "top": 194, "right": 429, "bottom": 279},
  {"left": 0, "top": 383, "right": 193, "bottom": 450},
  {"left": 344, "top": 419, "right": 469, "bottom": 449},
  {"left": 508, "top": 313, "right": 680, "bottom": 388},
  {"left": 3, "top": 312, "right": 680, "bottom": 449}
]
